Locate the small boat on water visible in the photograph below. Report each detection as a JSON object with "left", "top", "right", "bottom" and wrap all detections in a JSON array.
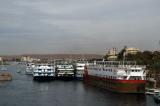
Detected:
[
  {"left": 16, "top": 70, "right": 21, "bottom": 73},
  {"left": 145, "top": 88, "right": 158, "bottom": 95},
  {"left": 0, "top": 60, "right": 12, "bottom": 81},
  {"left": 153, "top": 89, "right": 160, "bottom": 103},
  {"left": 0, "top": 72, "right": 12, "bottom": 81},
  {"left": 0, "top": 66, "right": 12, "bottom": 81}
]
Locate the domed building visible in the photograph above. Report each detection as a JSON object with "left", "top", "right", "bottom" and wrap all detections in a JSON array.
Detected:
[
  {"left": 106, "top": 48, "right": 118, "bottom": 61},
  {"left": 125, "top": 47, "right": 140, "bottom": 55}
]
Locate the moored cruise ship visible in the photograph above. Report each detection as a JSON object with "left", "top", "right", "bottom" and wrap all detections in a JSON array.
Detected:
[
  {"left": 33, "top": 64, "right": 55, "bottom": 80},
  {"left": 26, "top": 63, "right": 35, "bottom": 75},
  {"left": 84, "top": 61, "right": 147, "bottom": 93},
  {"left": 56, "top": 62, "right": 74, "bottom": 79},
  {"left": 75, "top": 63, "right": 85, "bottom": 80}
]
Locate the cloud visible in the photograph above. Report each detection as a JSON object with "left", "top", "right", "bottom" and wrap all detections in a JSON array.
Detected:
[{"left": 0, "top": 0, "right": 160, "bottom": 55}]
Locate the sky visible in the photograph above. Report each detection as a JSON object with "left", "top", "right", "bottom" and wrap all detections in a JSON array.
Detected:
[{"left": 0, "top": 0, "right": 160, "bottom": 55}]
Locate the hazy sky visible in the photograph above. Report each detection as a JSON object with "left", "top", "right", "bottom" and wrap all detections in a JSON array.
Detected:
[{"left": 0, "top": 0, "right": 160, "bottom": 55}]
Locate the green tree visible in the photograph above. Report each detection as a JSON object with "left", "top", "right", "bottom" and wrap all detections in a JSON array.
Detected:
[{"left": 118, "top": 46, "right": 127, "bottom": 60}]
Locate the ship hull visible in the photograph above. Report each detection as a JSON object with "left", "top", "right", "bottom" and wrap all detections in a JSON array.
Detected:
[
  {"left": 75, "top": 74, "right": 84, "bottom": 80},
  {"left": 57, "top": 74, "right": 75, "bottom": 80},
  {"left": 76, "top": 76, "right": 83, "bottom": 80},
  {"left": 33, "top": 76, "right": 55, "bottom": 81},
  {"left": 84, "top": 75, "right": 146, "bottom": 93}
]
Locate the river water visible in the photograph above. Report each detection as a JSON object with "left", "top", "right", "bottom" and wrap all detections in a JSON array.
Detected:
[{"left": 0, "top": 64, "right": 158, "bottom": 106}]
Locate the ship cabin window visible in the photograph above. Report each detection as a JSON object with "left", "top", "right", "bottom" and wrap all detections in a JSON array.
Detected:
[
  {"left": 132, "top": 70, "right": 140, "bottom": 72},
  {"left": 129, "top": 76, "right": 142, "bottom": 80},
  {"left": 123, "top": 76, "right": 127, "bottom": 79},
  {"left": 47, "top": 69, "right": 51, "bottom": 71},
  {"left": 38, "top": 69, "right": 42, "bottom": 71}
]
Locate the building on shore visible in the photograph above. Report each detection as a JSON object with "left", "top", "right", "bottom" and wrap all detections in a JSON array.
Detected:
[
  {"left": 106, "top": 48, "right": 118, "bottom": 61},
  {"left": 125, "top": 47, "right": 140, "bottom": 55},
  {"left": 21, "top": 56, "right": 40, "bottom": 62},
  {"left": 0, "top": 57, "right": 2, "bottom": 62},
  {"left": 0, "top": 57, "right": 3, "bottom": 65}
]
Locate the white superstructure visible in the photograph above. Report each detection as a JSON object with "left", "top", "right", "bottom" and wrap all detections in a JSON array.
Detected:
[
  {"left": 33, "top": 64, "right": 55, "bottom": 79},
  {"left": 76, "top": 63, "right": 85, "bottom": 79},
  {"left": 26, "top": 63, "right": 35, "bottom": 74},
  {"left": 56, "top": 63, "right": 74, "bottom": 77},
  {"left": 88, "top": 61, "right": 146, "bottom": 80}
]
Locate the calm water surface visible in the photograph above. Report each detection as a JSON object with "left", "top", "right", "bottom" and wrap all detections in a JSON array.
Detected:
[{"left": 0, "top": 64, "right": 158, "bottom": 106}]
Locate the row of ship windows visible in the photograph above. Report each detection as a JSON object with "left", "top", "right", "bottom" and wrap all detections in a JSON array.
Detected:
[
  {"left": 107, "top": 76, "right": 117, "bottom": 79},
  {"left": 34, "top": 73, "right": 52, "bottom": 75},
  {"left": 90, "top": 68, "right": 141, "bottom": 73},
  {"left": 38, "top": 69, "right": 52, "bottom": 71},
  {"left": 90, "top": 68, "right": 114, "bottom": 72},
  {"left": 131, "top": 70, "right": 141, "bottom": 72},
  {"left": 37, "top": 65, "right": 52, "bottom": 67},
  {"left": 96, "top": 75, "right": 117, "bottom": 79},
  {"left": 96, "top": 75, "right": 145, "bottom": 80}
]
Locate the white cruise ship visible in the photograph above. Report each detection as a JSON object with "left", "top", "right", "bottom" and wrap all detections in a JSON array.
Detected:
[
  {"left": 33, "top": 64, "right": 55, "bottom": 80},
  {"left": 85, "top": 61, "right": 147, "bottom": 93},
  {"left": 56, "top": 62, "right": 74, "bottom": 79},
  {"left": 75, "top": 63, "right": 85, "bottom": 80},
  {"left": 26, "top": 63, "right": 35, "bottom": 75}
]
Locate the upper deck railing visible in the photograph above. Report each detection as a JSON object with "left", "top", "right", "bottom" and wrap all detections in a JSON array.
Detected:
[{"left": 88, "top": 61, "right": 146, "bottom": 68}]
